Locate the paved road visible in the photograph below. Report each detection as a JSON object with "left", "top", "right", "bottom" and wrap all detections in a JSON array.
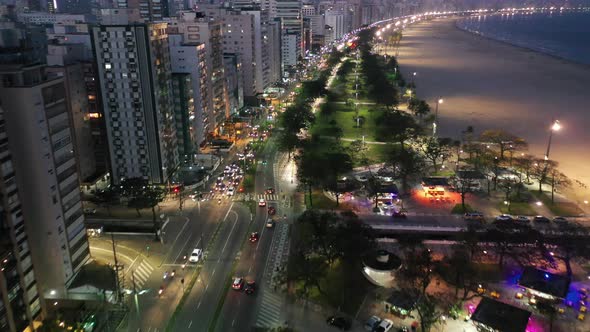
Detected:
[
  {"left": 213, "top": 138, "right": 284, "bottom": 331},
  {"left": 123, "top": 200, "right": 237, "bottom": 332}
]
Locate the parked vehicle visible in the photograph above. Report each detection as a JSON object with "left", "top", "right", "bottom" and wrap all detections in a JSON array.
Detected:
[
  {"left": 326, "top": 316, "right": 351, "bottom": 331},
  {"left": 533, "top": 215, "right": 551, "bottom": 223},
  {"left": 364, "top": 316, "right": 381, "bottom": 331}
]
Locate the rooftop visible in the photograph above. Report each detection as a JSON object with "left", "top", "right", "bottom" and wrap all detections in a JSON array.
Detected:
[
  {"left": 384, "top": 289, "right": 418, "bottom": 311},
  {"left": 363, "top": 250, "right": 402, "bottom": 271},
  {"left": 518, "top": 266, "right": 571, "bottom": 299},
  {"left": 471, "top": 297, "right": 531, "bottom": 332},
  {"left": 69, "top": 261, "right": 116, "bottom": 291},
  {"left": 456, "top": 170, "right": 486, "bottom": 179},
  {"left": 421, "top": 177, "right": 449, "bottom": 186}
]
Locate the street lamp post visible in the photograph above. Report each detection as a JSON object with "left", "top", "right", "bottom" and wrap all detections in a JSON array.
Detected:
[
  {"left": 433, "top": 97, "right": 443, "bottom": 136},
  {"left": 544, "top": 120, "right": 561, "bottom": 161}
]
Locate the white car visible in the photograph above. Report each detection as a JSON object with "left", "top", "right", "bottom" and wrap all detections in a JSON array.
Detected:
[
  {"left": 375, "top": 319, "right": 394, "bottom": 332},
  {"left": 226, "top": 187, "right": 235, "bottom": 196},
  {"left": 266, "top": 219, "right": 275, "bottom": 228},
  {"left": 258, "top": 199, "right": 266, "bottom": 207},
  {"left": 189, "top": 248, "right": 202, "bottom": 263},
  {"left": 83, "top": 208, "right": 97, "bottom": 214}
]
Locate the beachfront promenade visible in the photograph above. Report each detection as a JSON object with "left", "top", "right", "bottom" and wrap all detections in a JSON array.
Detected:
[{"left": 392, "top": 17, "right": 590, "bottom": 201}]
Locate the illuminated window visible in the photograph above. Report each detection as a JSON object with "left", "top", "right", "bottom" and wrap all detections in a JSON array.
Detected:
[{"left": 105, "top": 63, "right": 111, "bottom": 70}]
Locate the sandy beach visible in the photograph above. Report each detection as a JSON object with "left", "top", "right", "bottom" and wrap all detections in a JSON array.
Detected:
[{"left": 394, "top": 18, "right": 590, "bottom": 196}]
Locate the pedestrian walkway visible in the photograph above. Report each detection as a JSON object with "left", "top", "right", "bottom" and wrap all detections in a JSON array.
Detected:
[
  {"left": 254, "top": 291, "right": 283, "bottom": 328},
  {"left": 131, "top": 259, "right": 154, "bottom": 290},
  {"left": 199, "top": 192, "right": 280, "bottom": 202}
]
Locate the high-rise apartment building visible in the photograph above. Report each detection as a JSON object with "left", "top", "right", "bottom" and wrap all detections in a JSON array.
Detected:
[
  {"left": 116, "top": 0, "right": 168, "bottom": 21},
  {"left": 325, "top": 8, "right": 345, "bottom": 41},
  {"left": 167, "top": 34, "right": 209, "bottom": 152},
  {"left": 0, "top": 103, "right": 41, "bottom": 332},
  {"left": 274, "top": 0, "right": 302, "bottom": 72},
  {"left": 91, "top": 22, "right": 179, "bottom": 184},
  {"left": 167, "top": 12, "right": 228, "bottom": 135},
  {"left": 0, "top": 64, "right": 90, "bottom": 310},
  {"left": 223, "top": 53, "right": 243, "bottom": 115},
  {"left": 46, "top": 23, "right": 110, "bottom": 178}
]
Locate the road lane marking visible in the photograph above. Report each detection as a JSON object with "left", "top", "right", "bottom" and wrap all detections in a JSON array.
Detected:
[
  {"left": 188, "top": 321, "right": 192, "bottom": 329},
  {"left": 173, "top": 225, "right": 194, "bottom": 264},
  {"left": 197, "top": 301, "right": 202, "bottom": 309},
  {"left": 90, "top": 246, "right": 135, "bottom": 264},
  {"left": 212, "top": 269, "right": 215, "bottom": 277},
  {"left": 161, "top": 217, "right": 190, "bottom": 267},
  {"left": 220, "top": 211, "right": 239, "bottom": 255},
  {"left": 232, "top": 319, "right": 236, "bottom": 327}
]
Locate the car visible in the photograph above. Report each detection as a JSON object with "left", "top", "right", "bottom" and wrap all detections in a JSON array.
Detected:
[
  {"left": 266, "top": 219, "right": 275, "bottom": 228},
  {"left": 226, "top": 187, "right": 235, "bottom": 196},
  {"left": 364, "top": 315, "right": 381, "bottom": 331},
  {"left": 232, "top": 277, "right": 244, "bottom": 290},
  {"left": 515, "top": 216, "right": 530, "bottom": 223},
  {"left": 83, "top": 208, "right": 97, "bottom": 214},
  {"left": 258, "top": 199, "right": 266, "bottom": 207},
  {"left": 464, "top": 212, "right": 484, "bottom": 221},
  {"left": 265, "top": 187, "right": 275, "bottom": 194},
  {"left": 244, "top": 280, "right": 256, "bottom": 294},
  {"left": 268, "top": 206, "right": 276, "bottom": 215},
  {"left": 553, "top": 216, "right": 568, "bottom": 224},
  {"left": 249, "top": 232, "right": 259, "bottom": 243},
  {"left": 189, "top": 248, "right": 202, "bottom": 263},
  {"left": 374, "top": 319, "right": 394, "bottom": 332},
  {"left": 355, "top": 175, "right": 369, "bottom": 182},
  {"left": 326, "top": 316, "right": 351, "bottom": 330},
  {"left": 533, "top": 215, "right": 551, "bottom": 223},
  {"left": 392, "top": 210, "right": 407, "bottom": 219},
  {"left": 495, "top": 214, "right": 513, "bottom": 222}
]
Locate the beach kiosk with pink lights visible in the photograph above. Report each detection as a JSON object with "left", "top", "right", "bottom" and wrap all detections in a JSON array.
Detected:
[{"left": 471, "top": 297, "right": 531, "bottom": 332}]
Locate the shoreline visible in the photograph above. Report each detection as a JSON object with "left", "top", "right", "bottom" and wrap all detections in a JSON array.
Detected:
[
  {"left": 393, "top": 18, "right": 590, "bottom": 198},
  {"left": 454, "top": 15, "right": 590, "bottom": 68}
]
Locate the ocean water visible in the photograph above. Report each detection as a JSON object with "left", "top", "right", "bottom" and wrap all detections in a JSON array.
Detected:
[{"left": 456, "top": 11, "right": 590, "bottom": 65}]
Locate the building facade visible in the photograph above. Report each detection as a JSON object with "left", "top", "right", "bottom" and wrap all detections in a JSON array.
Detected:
[
  {"left": 91, "top": 22, "right": 179, "bottom": 184},
  {"left": 167, "top": 12, "right": 228, "bottom": 137},
  {"left": 0, "top": 103, "right": 41, "bottom": 332},
  {"left": 0, "top": 64, "right": 90, "bottom": 311}
]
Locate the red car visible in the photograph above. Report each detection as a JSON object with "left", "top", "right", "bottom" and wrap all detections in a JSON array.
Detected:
[
  {"left": 232, "top": 277, "right": 244, "bottom": 290},
  {"left": 265, "top": 187, "right": 275, "bottom": 194},
  {"left": 268, "top": 206, "right": 276, "bottom": 215},
  {"left": 249, "top": 232, "right": 259, "bottom": 243}
]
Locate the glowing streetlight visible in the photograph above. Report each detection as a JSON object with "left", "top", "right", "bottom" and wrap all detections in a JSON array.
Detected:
[
  {"left": 544, "top": 119, "right": 560, "bottom": 161},
  {"left": 433, "top": 97, "right": 443, "bottom": 136}
]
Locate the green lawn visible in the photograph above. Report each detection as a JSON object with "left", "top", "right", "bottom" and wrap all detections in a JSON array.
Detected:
[
  {"left": 312, "top": 104, "right": 381, "bottom": 141},
  {"left": 531, "top": 191, "right": 584, "bottom": 216},
  {"left": 292, "top": 260, "right": 373, "bottom": 315},
  {"left": 498, "top": 202, "right": 536, "bottom": 215},
  {"left": 341, "top": 141, "right": 392, "bottom": 167},
  {"left": 451, "top": 203, "right": 474, "bottom": 214},
  {"left": 304, "top": 189, "right": 338, "bottom": 210}
]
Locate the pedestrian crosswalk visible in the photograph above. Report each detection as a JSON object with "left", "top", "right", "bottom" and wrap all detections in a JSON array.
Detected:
[
  {"left": 254, "top": 291, "right": 283, "bottom": 328},
  {"left": 130, "top": 260, "right": 154, "bottom": 290},
  {"left": 199, "top": 193, "right": 280, "bottom": 202}
]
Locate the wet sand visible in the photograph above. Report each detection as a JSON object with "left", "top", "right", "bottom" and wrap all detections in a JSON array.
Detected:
[{"left": 394, "top": 18, "right": 590, "bottom": 193}]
